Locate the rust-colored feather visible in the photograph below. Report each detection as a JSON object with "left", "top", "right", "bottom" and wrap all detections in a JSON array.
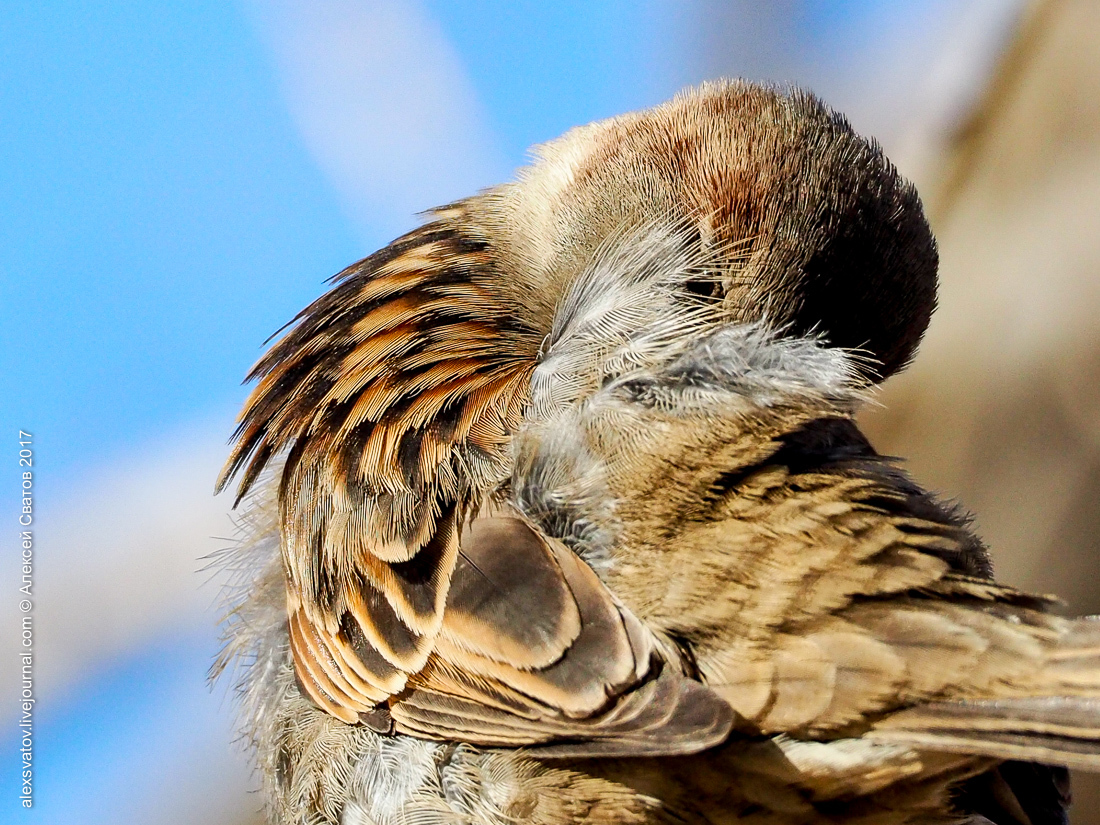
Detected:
[{"left": 217, "top": 211, "right": 542, "bottom": 719}]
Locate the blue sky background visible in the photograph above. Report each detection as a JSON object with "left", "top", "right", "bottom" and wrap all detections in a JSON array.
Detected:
[
  {"left": 1, "top": 2, "right": 358, "bottom": 491},
  {"left": 0, "top": 1, "right": 1020, "bottom": 822}
]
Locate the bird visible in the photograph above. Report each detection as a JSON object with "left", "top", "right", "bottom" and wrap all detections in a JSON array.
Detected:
[{"left": 213, "top": 80, "right": 1100, "bottom": 825}]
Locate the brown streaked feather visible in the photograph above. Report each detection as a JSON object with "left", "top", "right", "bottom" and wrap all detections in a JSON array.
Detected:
[
  {"left": 216, "top": 212, "right": 541, "bottom": 721},
  {"left": 755, "top": 635, "right": 836, "bottom": 732},
  {"left": 808, "top": 627, "right": 907, "bottom": 729},
  {"left": 288, "top": 601, "right": 408, "bottom": 704},
  {"left": 443, "top": 517, "right": 582, "bottom": 669},
  {"left": 529, "top": 677, "right": 738, "bottom": 758},
  {"left": 870, "top": 699, "right": 1100, "bottom": 772},
  {"left": 368, "top": 502, "right": 461, "bottom": 628},
  {"left": 413, "top": 657, "right": 557, "bottom": 719},
  {"left": 426, "top": 519, "right": 642, "bottom": 719},
  {"left": 288, "top": 609, "right": 380, "bottom": 723},
  {"left": 386, "top": 515, "right": 736, "bottom": 754},
  {"left": 867, "top": 614, "right": 1100, "bottom": 770},
  {"left": 393, "top": 658, "right": 734, "bottom": 757},
  {"left": 342, "top": 581, "right": 429, "bottom": 670}
]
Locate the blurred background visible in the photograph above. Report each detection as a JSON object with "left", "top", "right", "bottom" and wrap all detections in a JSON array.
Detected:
[{"left": 2, "top": 0, "right": 1097, "bottom": 822}]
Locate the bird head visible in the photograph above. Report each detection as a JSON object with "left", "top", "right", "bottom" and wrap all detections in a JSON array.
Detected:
[{"left": 484, "top": 79, "right": 937, "bottom": 382}]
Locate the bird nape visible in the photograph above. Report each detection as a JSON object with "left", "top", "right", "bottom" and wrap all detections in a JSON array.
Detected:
[{"left": 212, "top": 80, "right": 1100, "bottom": 825}]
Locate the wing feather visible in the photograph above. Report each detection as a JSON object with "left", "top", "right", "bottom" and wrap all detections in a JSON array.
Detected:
[
  {"left": 388, "top": 514, "right": 736, "bottom": 754},
  {"left": 217, "top": 213, "right": 540, "bottom": 717}
]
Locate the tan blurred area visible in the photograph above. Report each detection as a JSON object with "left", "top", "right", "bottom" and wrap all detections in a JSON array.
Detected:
[
  {"left": 864, "top": 0, "right": 1100, "bottom": 629},
  {"left": 860, "top": 0, "right": 1100, "bottom": 819}
]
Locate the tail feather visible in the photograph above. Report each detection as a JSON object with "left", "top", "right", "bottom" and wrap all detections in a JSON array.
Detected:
[{"left": 871, "top": 618, "right": 1100, "bottom": 771}]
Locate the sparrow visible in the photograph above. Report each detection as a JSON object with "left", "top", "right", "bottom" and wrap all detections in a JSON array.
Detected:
[{"left": 213, "top": 81, "right": 1100, "bottom": 825}]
